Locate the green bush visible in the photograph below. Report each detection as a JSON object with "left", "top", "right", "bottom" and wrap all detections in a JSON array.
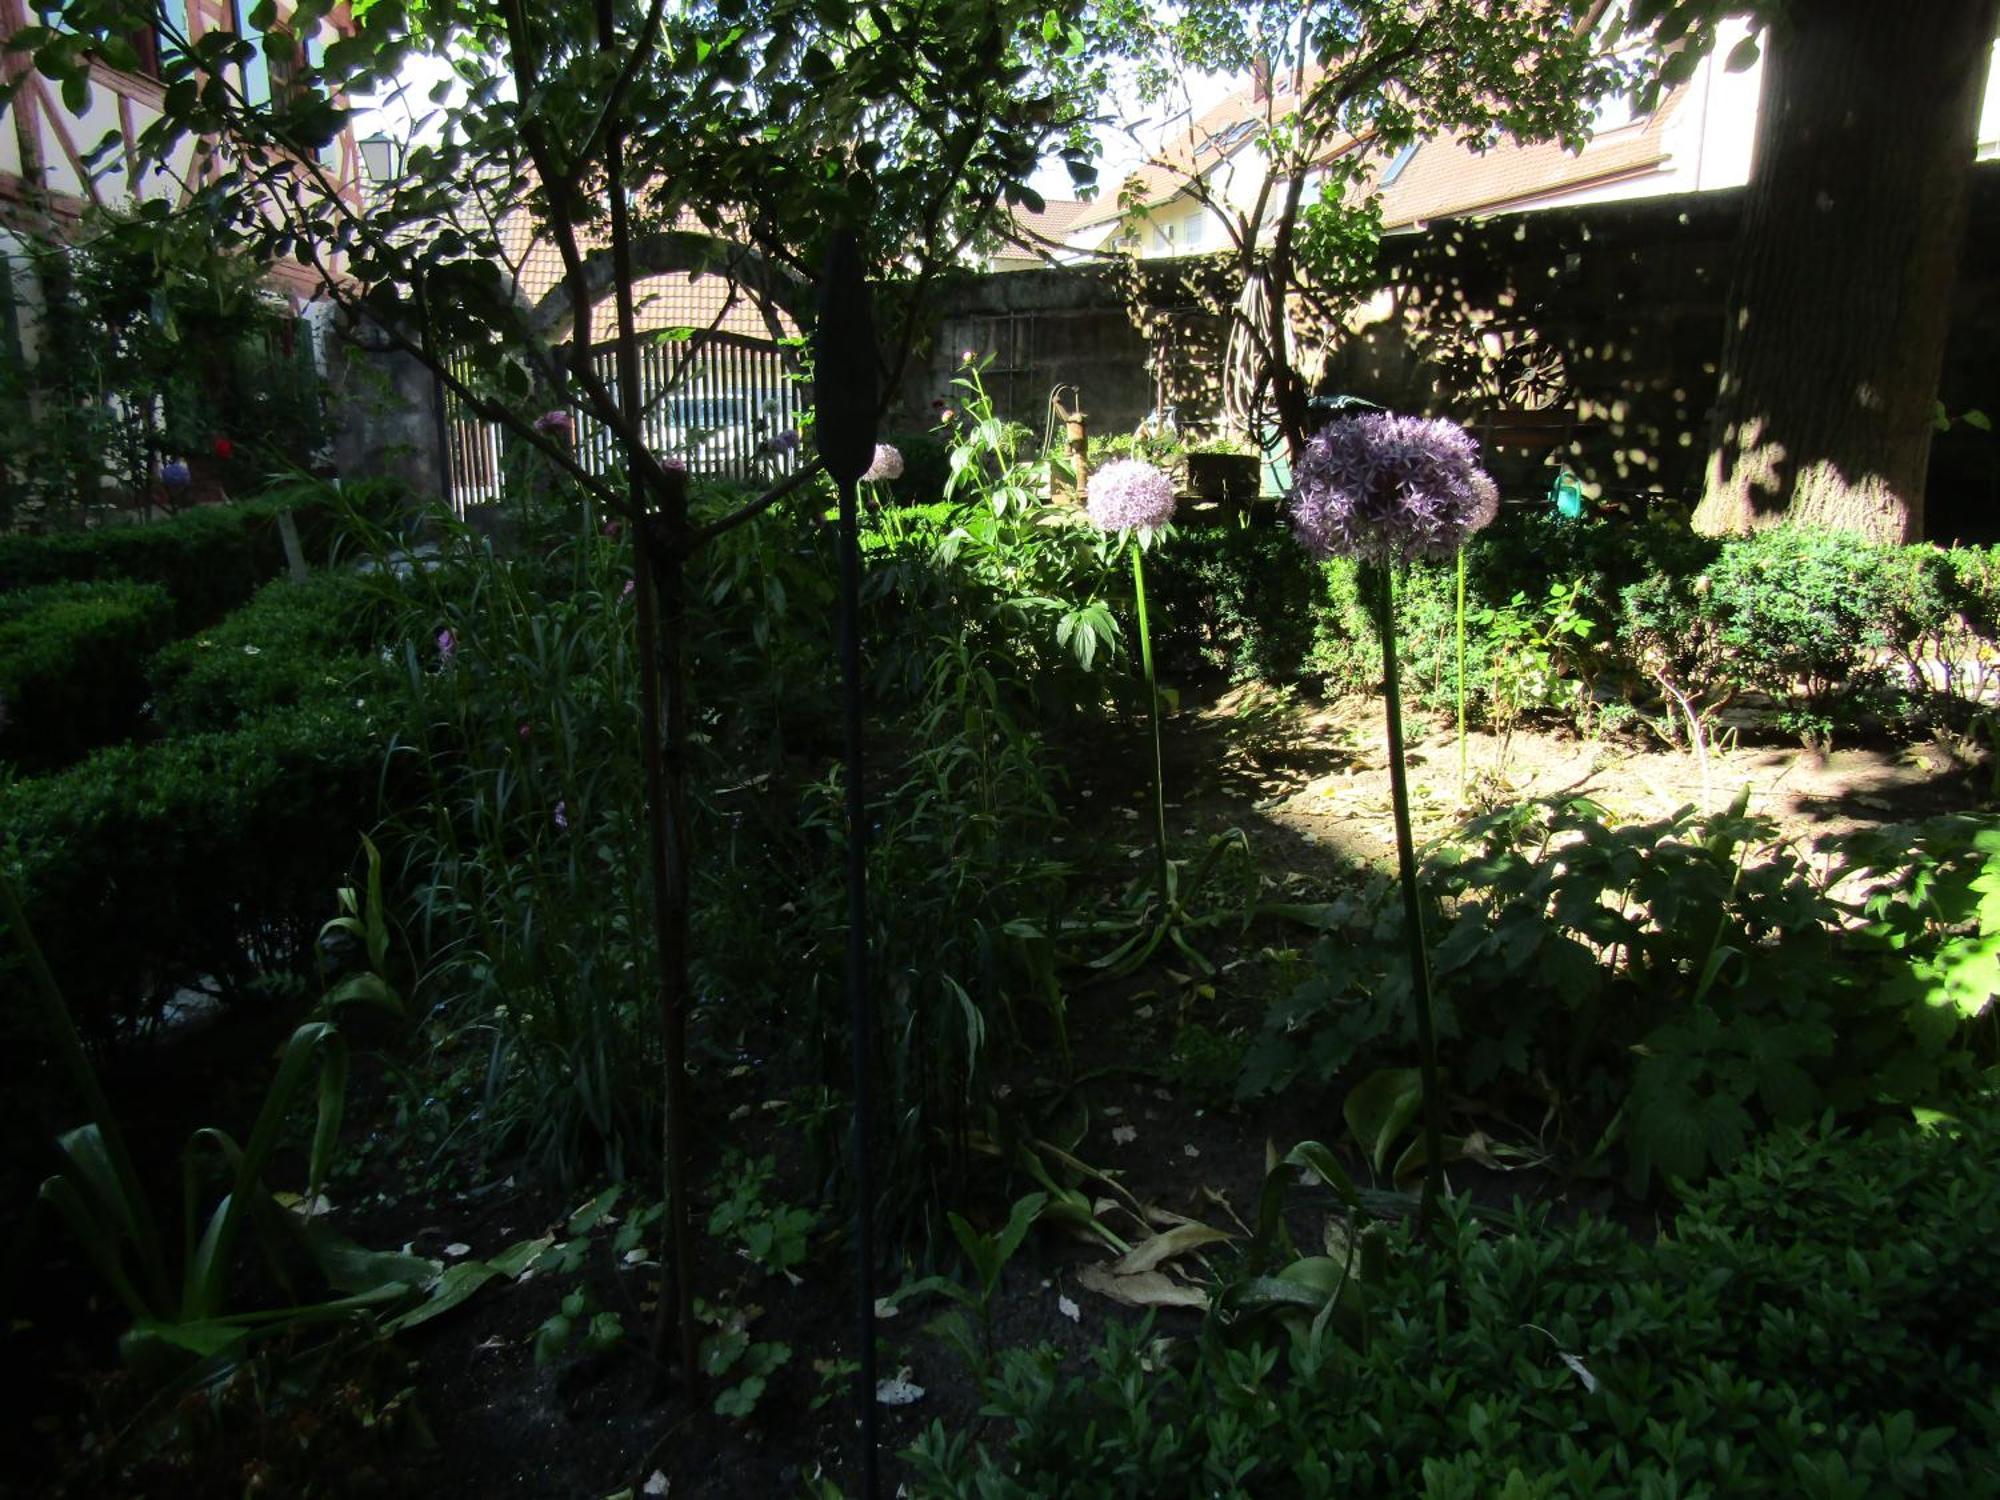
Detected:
[
  {"left": 1145, "top": 517, "right": 1324, "bottom": 684},
  {"left": 1703, "top": 527, "right": 1900, "bottom": 746},
  {"left": 0, "top": 580, "right": 174, "bottom": 768},
  {"left": 0, "top": 485, "right": 393, "bottom": 633},
  {"left": 1, "top": 695, "right": 391, "bottom": 1044},
  {"left": 909, "top": 1104, "right": 2000, "bottom": 1497},
  {"left": 148, "top": 571, "right": 389, "bottom": 733}
]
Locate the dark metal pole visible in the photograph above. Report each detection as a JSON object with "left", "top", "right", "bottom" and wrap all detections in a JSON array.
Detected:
[
  {"left": 815, "top": 226, "right": 881, "bottom": 1500},
  {"left": 837, "top": 470, "right": 878, "bottom": 1498}
]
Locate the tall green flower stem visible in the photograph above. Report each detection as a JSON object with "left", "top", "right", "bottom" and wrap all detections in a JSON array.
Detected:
[
  {"left": 1131, "top": 539, "right": 1171, "bottom": 918},
  {"left": 1373, "top": 564, "right": 1448, "bottom": 1230},
  {"left": 1456, "top": 548, "right": 1468, "bottom": 804}
]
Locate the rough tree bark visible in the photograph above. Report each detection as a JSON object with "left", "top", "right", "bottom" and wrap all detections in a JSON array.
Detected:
[{"left": 1696, "top": 0, "right": 1998, "bottom": 543}]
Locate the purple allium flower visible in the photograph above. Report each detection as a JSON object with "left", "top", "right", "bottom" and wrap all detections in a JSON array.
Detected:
[
  {"left": 436, "top": 628, "right": 456, "bottom": 662},
  {"left": 621, "top": 579, "right": 635, "bottom": 600},
  {"left": 161, "top": 459, "right": 191, "bottom": 490},
  {"left": 534, "top": 409, "right": 573, "bottom": 439},
  {"left": 1086, "top": 459, "right": 1178, "bottom": 535},
  {"left": 664, "top": 455, "right": 688, "bottom": 472},
  {"left": 553, "top": 800, "right": 568, "bottom": 831},
  {"left": 1287, "top": 414, "right": 1498, "bottom": 564},
  {"left": 863, "top": 443, "right": 904, "bottom": 483}
]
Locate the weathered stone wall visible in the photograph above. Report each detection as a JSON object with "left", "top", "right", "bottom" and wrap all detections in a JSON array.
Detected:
[
  {"left": 326, "top": 313, "right": 449, "bottom": 505},
  {"left": 900, "top": 165, "right": 2000, "bottom": 540}
]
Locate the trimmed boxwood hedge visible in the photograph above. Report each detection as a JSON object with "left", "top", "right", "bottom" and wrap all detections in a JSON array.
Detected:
[
  {"left": 0, "top": 579, "right": 175, "bottom": 769},
  {"left": 0, "top": 482, "right": 402, "bottom": 633},
  {"left": 147, "top": 570, "right": 391, "bottom": 733},
  {"left": 0, "top": 694, "right": 393, "bottom": 1047}
]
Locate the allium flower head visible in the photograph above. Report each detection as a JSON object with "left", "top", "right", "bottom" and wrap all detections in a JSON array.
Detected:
[
  {"left": 161, "top": 459, "right": 191, "bottom": 490},
  {"left": 863, "top": 444, "right": 904, "bottom": 483},
  {"left": 534, "top": 409, "right": 573, "bottom": 439},
  {"left": 1287, "top": 414, "right": 1498, "bottom": 563},
  {"left": 1086, "top": 459, "right": 1177, "bottom": 535}
]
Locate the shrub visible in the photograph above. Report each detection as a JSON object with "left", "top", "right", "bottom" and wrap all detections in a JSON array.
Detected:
[
  {"left": 1703, "top": 526, "right": 1900, "bottom": 746},
  {"left": 908, "top": 1105, "right": 2000, "bottom": 1497},
  {"left": 0, "top": 484, "right": 396, "bottom": 632},
  {"left": 1145, "top": 516, "right": 1323, "bottom": 683},
  {"left": 147, "top": 571, "right": 389, "bottom": 733},
  {"left": 0, "top": 580, "right": 175, "bottom": 768},
  {"left": 0, "top": 695, "right": 392, "bottom": 1044}
]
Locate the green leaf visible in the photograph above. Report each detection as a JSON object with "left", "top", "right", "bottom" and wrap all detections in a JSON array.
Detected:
[
  {"left": 387, "top": 1261, "right": 498, "bottom": 1332},
  {"left": 714, "top": 1373, "right": 766, "bottom": 1418},
  {"left": 1342, "top": 1068, "right": 1424, "bottom": 1177}
]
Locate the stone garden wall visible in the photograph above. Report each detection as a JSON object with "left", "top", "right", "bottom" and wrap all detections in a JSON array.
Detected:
[{"left": 900, "top": 164, "right": 2000, "bottom": 540}]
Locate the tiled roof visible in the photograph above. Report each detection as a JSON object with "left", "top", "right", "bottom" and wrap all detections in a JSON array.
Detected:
[
  {"left": 1063, "top": 60, "right": 1689, "bottom": 241},
  {"left": 1373, "top": 93, "right": 1684, "bottom": 227},
  {"left": 1069, "top": 63, "right": 1335, "bottom": 232},
  {"left": 994, "top": 196, "right": 1096, "bottom": 259}
]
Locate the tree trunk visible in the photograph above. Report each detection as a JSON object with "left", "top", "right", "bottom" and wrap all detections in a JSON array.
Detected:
[{"left": 1695, "top": 0, "right": 1996, "bottom": 544}]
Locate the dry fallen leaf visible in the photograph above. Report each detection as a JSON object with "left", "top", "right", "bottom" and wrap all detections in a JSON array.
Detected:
[
  {"left": 1111, "top": 1125, "right": 1138, "bottom": 1146},
  {"left": 1114, "top": 1223, "right": 1232, "bottom": 1277},
  {"left": 1076, "top": 1262, "right": 1208, "bottom": 1310},
  {"left": 443, "top": 1242, "right": 471, "bottom": 1258},
  {"left": 875, "top": 1370, "right": 925, "bottom": 1406},
  {"left": 642, "top": 1470, "right": 670, "bottom": 1495},
  {"left": 1057, "top": 1295, "right": 1081, "bottom": 1322}
]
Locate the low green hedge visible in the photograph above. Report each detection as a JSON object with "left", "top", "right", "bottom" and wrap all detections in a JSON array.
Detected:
[
  {"left": 147, "top": 571, "right": 390, "bottom": 734},
  {"left": 0, "top": 580, "right": 175, "bottom": 769},
  {"left": 1, "top": 694, "right": 392, "bottom": 1044},
  {"left": 0, "top": 482, "right": 402, "bottom": 633},
  {"left": 911, "top": 1105, "right": 2000, "bottom": 1497}
]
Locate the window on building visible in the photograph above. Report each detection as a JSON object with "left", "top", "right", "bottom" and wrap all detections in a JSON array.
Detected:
[
  {"left": 1182, "top": 212, "right": 1205, "bottom": 249},
  {"left": 1379, "top": 140, "right": 1420, "bottom": 187},
  {"left": 1152, "top": 220, "right": 1177, "bottom": 253},
  {"left": 232, "top": 1, "right": 309, "bottom": 106}
]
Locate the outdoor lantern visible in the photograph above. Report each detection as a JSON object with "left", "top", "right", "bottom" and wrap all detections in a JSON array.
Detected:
[
  {"left": 358, "top": 135, "right": 395, "bottom": 185},
  {"left": 1550, "top": 467, "right": 1585, "bottom": 521}
]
